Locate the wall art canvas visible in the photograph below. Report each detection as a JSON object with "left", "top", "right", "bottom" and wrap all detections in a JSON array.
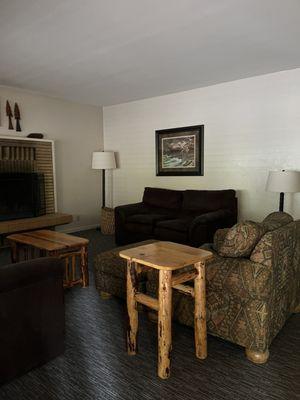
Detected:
[{"left": 156, "top": 125, "right": 204, "bottom": 176}]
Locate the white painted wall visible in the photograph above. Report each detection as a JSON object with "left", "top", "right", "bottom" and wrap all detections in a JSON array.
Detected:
[
  {"left": 0, "top": 86, "right": 103, "bottom": 232},
  {"left": 104, "top": 68, "right": 300, "bottom": 221}
]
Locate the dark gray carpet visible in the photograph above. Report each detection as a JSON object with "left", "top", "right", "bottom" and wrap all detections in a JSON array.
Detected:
[{"left": 0, "top": 230, "right": 299, "bottom": 400}]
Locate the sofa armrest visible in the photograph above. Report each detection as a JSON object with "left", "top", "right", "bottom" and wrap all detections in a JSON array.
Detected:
[
  {"left": 115, "top": 202, "right": 148, "bottom": 221},
  {"left": 0, "top": 257, "right": 64, "bottom": 294},
  {"left": 191, "top": 209, "right": 233, "bottom": 225},
  {"left": 189, "top": 209, "right": 235, "bottom": 247}
]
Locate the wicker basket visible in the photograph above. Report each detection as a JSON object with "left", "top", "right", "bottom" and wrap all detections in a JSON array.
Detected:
[{"left": 100, "top": 207, "right": 115, "bottom": 235}]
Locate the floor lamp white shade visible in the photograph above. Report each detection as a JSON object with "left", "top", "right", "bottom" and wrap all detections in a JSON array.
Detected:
[
  {"left": 92, "top": 151, "right": 116, "bottom": 208},
  {"left": 92, "top": 151, "right": 116, "bottom": 170},
  {"left": 266, "top": 170, "right": 300, "bottom": 211}
]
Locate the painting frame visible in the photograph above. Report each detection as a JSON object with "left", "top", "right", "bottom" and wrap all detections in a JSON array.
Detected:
[{"left": 155, "top": 125, "right": 204, "bottom": 176}]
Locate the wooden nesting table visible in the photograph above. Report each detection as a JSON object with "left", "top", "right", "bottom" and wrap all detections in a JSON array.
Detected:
[
  {"left": 119, "top": 241, "right": 213, "bottom": 379},
  {"left": 7, "top": 230, "right": 89, "bottom": 288}
]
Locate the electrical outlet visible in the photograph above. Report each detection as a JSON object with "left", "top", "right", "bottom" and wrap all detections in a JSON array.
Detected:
[{"left": 75, "top": 215, "right": 80, "bottom": 222}]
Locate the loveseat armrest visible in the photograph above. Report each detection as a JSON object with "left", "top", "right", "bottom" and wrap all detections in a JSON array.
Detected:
[
  {"left": 189, "top": 209, "right": 235, "bottom": 247},
  {"left": 115, "top": 202, "right": 150, "bottom": 245},
  {"left": 115, "top": 202, "right": 147, "bottom": 221},
  {"left": 0, "top": 257, "right": 64, "bottom": 294}
]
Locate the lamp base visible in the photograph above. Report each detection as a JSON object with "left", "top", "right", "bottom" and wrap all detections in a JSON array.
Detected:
[{"left": 100, "top": 207, "right": 115, "bottom": 235}]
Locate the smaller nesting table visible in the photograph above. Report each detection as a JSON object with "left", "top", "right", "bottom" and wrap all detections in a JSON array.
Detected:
[
  {"left": 120, "top": 241, "right": 212, "bottom": 379},
  {"left": 7, "top": 230, "right": 89, "bottom": 288}
]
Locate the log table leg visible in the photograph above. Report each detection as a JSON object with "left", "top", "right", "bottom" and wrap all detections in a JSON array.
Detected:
[
  {"left": 158, "top": 270, "right": 172, "bottom": 379},
  {"left": 80, "top": 245, "right": 89, "bottom": 287},
  {"left": 194, "top": 261, "right": 207, "bottom": 359},
  {"left": 10, "top": 241, "right": 18, "bottom": 263},
  {"left": 64, "top": 257, "right": 70, "bottom": 288},
  {"left": 127, "top": 261, "right": 138, "bottom": 355}
]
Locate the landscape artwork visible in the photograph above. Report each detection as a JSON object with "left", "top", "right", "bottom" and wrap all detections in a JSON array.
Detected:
[
  {"left": 156, "top": 125, "right": 204, "bottom": 176},
  {"left": 161, "top": 134, "right": 196, "bottom": 169}
]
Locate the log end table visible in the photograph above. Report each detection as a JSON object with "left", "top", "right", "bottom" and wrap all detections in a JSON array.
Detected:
[
  {"left": 119, "top": 241, "right": 213, "bottom": 379},
  {"left": 7, "top": 230, "right": 89, "bottom": 288}
]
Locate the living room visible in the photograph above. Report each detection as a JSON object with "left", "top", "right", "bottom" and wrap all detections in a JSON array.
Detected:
[{"left": 0, "top": 1, "right": 299, "bottom": 399}]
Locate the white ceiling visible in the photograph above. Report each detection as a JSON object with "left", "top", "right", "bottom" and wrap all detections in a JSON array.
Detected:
[{"left": 1, "top": 0, "right": 300, "bottom": 106}]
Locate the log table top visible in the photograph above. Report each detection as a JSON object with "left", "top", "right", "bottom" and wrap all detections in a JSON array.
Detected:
[
  {"left": 7, "top": 229, "right": 88, "bottom": 252},
  {"left": 119, "top": 241, "right": 212, "bottom": 271}
]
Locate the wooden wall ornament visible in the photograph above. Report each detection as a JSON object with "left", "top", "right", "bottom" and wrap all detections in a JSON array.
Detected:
[
  {"left": 27, "top": 133, "right": 44, "bottom": 139},
  {"left": 6, "top": 101, "right": 14, "bottom": 130},
  {"left": 14, "top": 103, "right": 22, "bottom": 132}
]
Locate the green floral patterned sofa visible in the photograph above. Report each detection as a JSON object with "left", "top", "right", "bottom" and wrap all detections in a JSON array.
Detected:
[
  {"left": 146, "top": 212, "right": 300, "bottom": 363},
  {"left": 94, "top": 212, "right": 300, "bottom": 364}
]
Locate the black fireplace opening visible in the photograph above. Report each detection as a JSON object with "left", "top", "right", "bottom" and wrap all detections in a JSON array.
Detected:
[{"left": 0, "top": 173, "right": 46, "bottom": 221}]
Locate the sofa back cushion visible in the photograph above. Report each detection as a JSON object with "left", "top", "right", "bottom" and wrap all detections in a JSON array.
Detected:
[
  {"left": 218, "top": 221, "right": 265, "bottom": 258},
  {"left": 262, "top": 212, "right": 293, "bottom": 231},
  {"left": 182, "top": 190, "right": 236, "bottom": 213},
  {"left": 143, "top": 187, "right": 182, "bottom": 210}
]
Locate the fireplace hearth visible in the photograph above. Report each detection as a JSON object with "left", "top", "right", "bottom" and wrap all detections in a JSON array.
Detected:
[{"left": 0, "top": 173, "right": 46, "bottom": 221}]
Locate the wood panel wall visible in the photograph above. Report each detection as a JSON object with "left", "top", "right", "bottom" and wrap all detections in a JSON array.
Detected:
[{"left": 0, "top": 137, "right": 56, "bottom": 214}]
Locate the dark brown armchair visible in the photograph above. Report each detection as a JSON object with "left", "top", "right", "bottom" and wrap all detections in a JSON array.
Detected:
[{"left": 0, "top": 257, "right": 65, "bottom": 384}]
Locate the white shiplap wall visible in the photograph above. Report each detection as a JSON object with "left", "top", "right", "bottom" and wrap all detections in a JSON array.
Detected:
[{"left": 104, "top": 68, "right": 300, "bottom": 221}]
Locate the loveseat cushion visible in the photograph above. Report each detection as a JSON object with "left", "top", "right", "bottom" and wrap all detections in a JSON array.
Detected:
[
  {"left": 143, "top": 187, "right": 182, "bottom": 210},
  {"left": 218, "top": 221, "right": 265, "bottom": 258},
  {"left": 182, "top": 189, "right": 236, "bottom": 213},
  {"left": 262, "top": 211, "right": 293, "bottom": 231},
  {"left": 155, "top": 217, "right": 193, "bottom": 232},
  {"left": 127, "top": 213, "right": 169, "bottom": 225}
]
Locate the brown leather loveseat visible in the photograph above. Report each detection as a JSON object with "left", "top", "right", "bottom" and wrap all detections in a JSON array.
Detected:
[{"left": 115, "top": 187, "right": 237, "bottom": 247}]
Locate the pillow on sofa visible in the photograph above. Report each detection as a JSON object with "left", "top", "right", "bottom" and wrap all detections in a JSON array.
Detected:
[
  {"left": 218, "top": 221, "right": 265, "bottom": 258},
  {"left": 262, "top": 212, "right": 293, "bottom": 232},
  {"left": 250, "top": 232, "right": 273, "bottom": 268},
  {"left": 213, "top": 228, "right": 230, "bottom": 253}
]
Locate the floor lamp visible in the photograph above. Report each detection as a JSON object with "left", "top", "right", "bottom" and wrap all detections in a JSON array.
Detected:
[
  {"left": 266, "top": 170, "right": 300, "bottom": 211},
  {"left": 92, "top": 151, "right": 116, "bottom": 235},
  {"left": 92, "top": 151, "right": 116, "bottom": 208}
]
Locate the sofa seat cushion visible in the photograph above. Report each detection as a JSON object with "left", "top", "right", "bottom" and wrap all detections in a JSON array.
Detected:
[
  {"left": 218, "top": 221, "right": 265, "bottom": 258},
  {"left": 156, "top": 217, "right": 193, "bottom": 232},
  {"left": 154, "top": 227, "right": 188, "bottom": 244},
  {"left": 262, "top": 211, "right": 293, "bottom": 231},
  {"left": 127, "top": 213, "right": 170, "bottom": 225}
]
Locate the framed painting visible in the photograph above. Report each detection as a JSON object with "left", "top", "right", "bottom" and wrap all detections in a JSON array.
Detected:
[{"left": 156, "top": 125, "right": 204, "bottom": 176}]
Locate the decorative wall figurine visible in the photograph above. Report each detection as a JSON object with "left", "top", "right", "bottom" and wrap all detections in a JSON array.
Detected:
[
  {"left": 27, "top": 133, "right": 44, "bottom": 139},
  {"left": 6, "top": 101, "right": 14, "bottom": 130},
  {"left": 14, "top": 103, "right": 21, "bottom": 132}
]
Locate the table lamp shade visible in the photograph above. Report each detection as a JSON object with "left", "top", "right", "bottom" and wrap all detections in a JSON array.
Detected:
[
  {"left": 266, "top": 170, "right": 300, "bottom": 193},
  {"left": 92, "top": 151, "right": 116, "bottom": 170}
]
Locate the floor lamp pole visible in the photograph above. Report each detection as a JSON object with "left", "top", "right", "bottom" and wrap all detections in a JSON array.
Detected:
[
  {"left": 102, "top": 169, "right": 106, "bottom": 208},
  {"left": 279, "top": 192, "right": 284, "bottom": 212}
]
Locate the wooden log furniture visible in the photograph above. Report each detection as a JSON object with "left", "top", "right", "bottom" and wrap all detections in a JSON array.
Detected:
[
  {"left": 7, "top": 230, "right": 89, "bottom": 288},
  {"left": 119, "top": 241, "right": 212, "bottom": 379}
]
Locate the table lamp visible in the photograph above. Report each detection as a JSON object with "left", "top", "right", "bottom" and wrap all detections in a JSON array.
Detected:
[
  {"left": 266, "top": 170, "right": 300, "bottom": 211},
  {"left": 92, "top": 151, "right": 116, "bottom": 208}
]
